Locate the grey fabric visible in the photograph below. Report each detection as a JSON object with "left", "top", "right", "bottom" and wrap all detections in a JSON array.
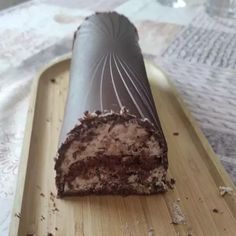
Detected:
[{"left": 159, "top": 10, "right": 236, "bottom": 183}]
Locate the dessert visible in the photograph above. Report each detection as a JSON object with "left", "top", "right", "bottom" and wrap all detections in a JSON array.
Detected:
[{"left": 55, "top": 12, "right": 168, "bottom": 197}]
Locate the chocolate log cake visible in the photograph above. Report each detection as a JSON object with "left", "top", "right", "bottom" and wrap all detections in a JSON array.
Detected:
[{"left": 55, "top": 12, "right": 168, "bottom": 197}]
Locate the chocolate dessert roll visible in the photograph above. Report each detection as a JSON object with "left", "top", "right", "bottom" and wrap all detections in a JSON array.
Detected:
[{"left": 55, "top": 12, "right": 168, "bottom": 197}]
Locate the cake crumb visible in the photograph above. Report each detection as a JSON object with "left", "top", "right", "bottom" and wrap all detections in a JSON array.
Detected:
[
  {"left": 48, "top": 233, "right": 53, "bottom": 236},
  {"left": 40, "top": 193, "right": 45, "bottom": 197},
  {"left": 14, "top": 213, "right": 21, "bottom": 219},
  {"left": 50, "top": 192, "right": 56, "bottom": 202},
  {"left": 212, "top": 208, "right": 219, "bottom": 213},
  {"left": 177, "top": 198, "right": 180, "bottom": 202},
  {"left": 148, "top": 227, "right": 154, "bottom": 236},
  {"left": 52, "top": 207, "right": 59, "bottom": 213},
  {"left": 50, "top": 192, "right": 55, "bottom": 199},
  {"left": 170, "top": 178, "right": 175, "bottom": 184},
  {"left": 171, "top": 202, "right": 186, "bottom": 224},
  {"left": 55, "top": 227, "right": 58, "bottom": 231},
  {"left": 173, "top": 132, "right": 179, "bottom": 136},
  {"left": 167, "top": 178, "right": 176, "bottom": 189},
  {"left": 50, "top": 78, "right": 56, "bottom": 83},
  {"left": 219, "top": 186, "right": 233, "bottom": 196}
]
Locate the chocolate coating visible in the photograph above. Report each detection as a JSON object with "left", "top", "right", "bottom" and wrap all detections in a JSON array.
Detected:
[
  {"left": 60, "top": 12, "right": 166, "bottom": 150},
  {"left": 55, "top": 12, "right": 169, "bottom": 197}
]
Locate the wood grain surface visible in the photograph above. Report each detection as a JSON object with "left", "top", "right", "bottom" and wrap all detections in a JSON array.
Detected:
[{"left": 9, "top": 57, "right": 236, "bottom": 236}]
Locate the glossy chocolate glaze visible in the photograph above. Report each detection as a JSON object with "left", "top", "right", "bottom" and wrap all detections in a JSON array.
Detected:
[{"left": 59, "top": 12, "right": 167, "bottom": 150}]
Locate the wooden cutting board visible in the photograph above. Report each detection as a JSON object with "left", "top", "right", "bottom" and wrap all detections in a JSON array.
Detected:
[{"left": 9, "top": 56, "right": 236, "bottom": 236}]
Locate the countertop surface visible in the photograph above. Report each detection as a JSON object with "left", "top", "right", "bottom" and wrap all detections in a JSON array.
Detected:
[{"left": 1, "top": 0, "right": 236, "bottom": 235}]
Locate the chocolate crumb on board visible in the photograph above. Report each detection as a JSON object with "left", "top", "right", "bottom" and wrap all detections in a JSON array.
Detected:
[
  {"left": 40, "top": 193, "right": 45, "bottom": 197},
  {"left": 171, "top": 202, "right": 186, "bottom": 224},
  {"left": 50, "top": 192, "right": 55, "bottom": 199},
  {"left": 50, "top": 192, "right": 56, "bottom": 201},
  {"left": 48, "top": 233, "right": 53, "bottom": 236},
  {"left": 148, "top": 227, "right": 154, "bottom": 236},
  {"left": 185, "top": 197, "right": 189, "bottom": 200},
  {"left": 50, "top": 78, "right": 56, "bottom": 83},
  {"left": 173, "top": 132, "right": 179, "bottom": 136},
  {"left": 219, "top": 186, "right": 233, "bottom": 196},
  {"left": 55, "top": 227, "right": 58, "bottom": 231},
  {"left": 52, "top": 207, "right": 59, "bottom": 213},
  {"left": 14, "top": 213, "right": 21, "bottom": 219},
  {"left": 26, "top": 234, "right": 34, "bottom": 236},
  {"left": 213, "top": 208, "right": 219, "bottom": 213},
  {"left": 167, "top": 178, "right": 176, "bottom": 189},
  {"left": 170, "top": 178, "right": 176, "bottom": 185}
]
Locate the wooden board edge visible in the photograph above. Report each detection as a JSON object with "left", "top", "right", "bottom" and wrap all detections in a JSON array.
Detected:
[
  {"left": 9, "top": 54, "right": 71, "bottom": 236},
  {"left": 9, "top": 76, "right": 39, "bottom": 236}
]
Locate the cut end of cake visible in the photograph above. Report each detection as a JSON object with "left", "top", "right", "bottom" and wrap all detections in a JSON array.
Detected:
[{"left": 55, "top": 108, "right": 168, "bottom": 197}]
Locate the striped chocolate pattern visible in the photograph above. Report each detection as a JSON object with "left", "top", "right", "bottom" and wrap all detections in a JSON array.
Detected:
[
  {"left": 55, "top": 12, "right": 169, "bottom": 197},
  {"left": 60, "top": 12, "right": 166, "bottom": 148}
]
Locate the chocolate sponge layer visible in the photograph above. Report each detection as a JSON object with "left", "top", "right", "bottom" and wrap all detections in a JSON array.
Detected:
[{"left": 55, "top": 110, "right": 167, "bottom": 197}]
